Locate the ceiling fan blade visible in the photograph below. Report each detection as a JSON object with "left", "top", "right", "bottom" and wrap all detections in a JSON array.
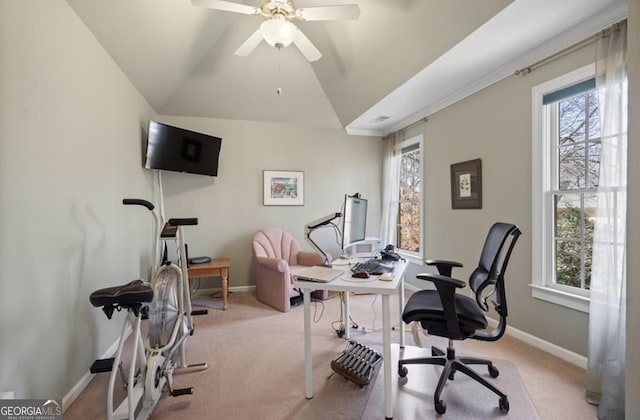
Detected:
[
  {"left": 234, "top": 28, "right": 264, "bottom": 56},
  {"left": 293, "top": 30, "right": 322, "bottom": 62},
  {"left": 191, "top": 0, "right": 260, "bottom": 15},
  {"left": 295, "top": 4, "right": 360, "bottom": 21}
]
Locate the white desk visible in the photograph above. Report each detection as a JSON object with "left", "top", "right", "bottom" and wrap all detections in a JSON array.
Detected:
[{"left": 294, "top": 259, "right": 407, "bottom": 419}]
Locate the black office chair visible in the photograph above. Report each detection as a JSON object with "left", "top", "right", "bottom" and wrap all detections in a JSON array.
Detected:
[{"left": 398, "top": 222, "right": 521, "bottom": 414}]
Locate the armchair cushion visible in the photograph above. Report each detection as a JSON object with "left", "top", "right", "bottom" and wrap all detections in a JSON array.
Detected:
[
  {"left": 255, "top": 256, "right": 288, "bottom": 273},
  {"left": 252, "top": 227, "right": 328, "bottom": 312},
  {"left": 297, "top": 251, "right": 324, "bottom": 267}
]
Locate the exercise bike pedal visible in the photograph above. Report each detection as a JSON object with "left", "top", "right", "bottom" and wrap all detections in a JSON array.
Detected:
[
  {"left": 171, "top": 387, "right": 194, "bottom": 397},
  {"left": 90, "top": 358, "right": 115, "bottom": 373}
]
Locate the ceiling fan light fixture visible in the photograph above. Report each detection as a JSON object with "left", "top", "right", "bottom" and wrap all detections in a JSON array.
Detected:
[{"left": 260, "top": 18, "right": 298, "bottom": 49}]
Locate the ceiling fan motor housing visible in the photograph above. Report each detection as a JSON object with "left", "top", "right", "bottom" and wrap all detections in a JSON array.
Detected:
[{"left": 262, "top": 0, "right": 295, "bottom": 18}]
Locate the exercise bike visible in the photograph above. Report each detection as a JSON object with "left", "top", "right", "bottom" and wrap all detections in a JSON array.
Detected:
[{"left": 89, "top": 199, "right": 207, "bottom": 420}]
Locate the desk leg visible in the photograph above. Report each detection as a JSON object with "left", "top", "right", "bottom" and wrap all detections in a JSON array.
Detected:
[
  {"left": 399, "top": 275, "right": 405, "bottom": 348},
  {"left": 303, "top": 289, "right": 313, "bottom": 399},
  {"left": 344, "top": 291, "right": 350, "bottom": 339},
  {"left": 382, "top": 294, "right": 393, "bottom": 419}
]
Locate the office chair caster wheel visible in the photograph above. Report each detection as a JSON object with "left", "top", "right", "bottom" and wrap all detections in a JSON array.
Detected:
[
  {"left": 499, "top": 396, "right": 510, "bottom": 413},
  {"left": 398, "top": 365, "right": 408, "bottom": 378},
  {"left": 489, "top": 365, "right": 499, "bottom": 378},
  {"left": 435, "top": 400, "right": 446, "bottom": 414}
]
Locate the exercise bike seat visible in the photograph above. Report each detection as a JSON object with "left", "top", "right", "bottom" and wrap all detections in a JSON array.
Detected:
[{"left": 90, "top": 280, "right": 154, "bottom": 318}]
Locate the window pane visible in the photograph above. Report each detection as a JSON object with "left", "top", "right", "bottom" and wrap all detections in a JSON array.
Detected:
[
  {"left": 555, "top": 194, "right": 581, "bottom": 240},
  {"left": 397, "top": 144, "right": 421, "bottom": 253},
  {"left": 583, "top": 194, "right": 595, "bottom": 291},
  {"left": 555, "top": 239, "right": 582, "bottom": 287},
  {"left": 559, "top": 95, "right": 587, "bottom": 144},
  {"left": 584, "top": 240, "right": 592, "bottom": 290},
  {"left": 558, "top": 143, "right": 586, "bottom": 189},
  {"left": 587, "top": 91, "right": 600, "bottom": 139},
  {"left": 587, "top": 142, "right": 601, "bottom": 188},
  {"left": 398, "top": 226, "right": 420, "bottom": 252},
  {"left": 583, "top": 193, "right": 597, "bottom": 241}
]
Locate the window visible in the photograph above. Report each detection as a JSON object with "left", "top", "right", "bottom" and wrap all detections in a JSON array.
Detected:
[
  {"left": 532, "top": 65, "right": 598, "bottom": 312},
  {"left": 554, "top": 88, "right": 599, "bottom": 291},
  {"left": 396, "top": 136, "right": 422, "bottom": 257}
]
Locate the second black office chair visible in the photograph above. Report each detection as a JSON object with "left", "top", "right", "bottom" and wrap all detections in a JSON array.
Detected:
[{"left": 398, "top": 222, "right": 521, "bottom": 414}]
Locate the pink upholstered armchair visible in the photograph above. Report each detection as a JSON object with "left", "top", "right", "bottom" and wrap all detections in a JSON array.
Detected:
[{"left": 252, "top": 227, "right": 329, "bottom": 312}]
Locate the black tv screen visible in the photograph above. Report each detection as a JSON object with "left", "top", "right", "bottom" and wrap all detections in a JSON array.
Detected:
[{"left": 144, "top": 121, "right": 222, "bottom": 176}]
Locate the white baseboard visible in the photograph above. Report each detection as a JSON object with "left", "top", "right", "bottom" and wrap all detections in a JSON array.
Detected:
[
  {"left": 486, "top": 317, "right": 587, "bottom": 369},
  {"left": 0, "top": 391, "right": 14, "bottom": 399},
  {"left": 193, "top": 285, "right": 255, "bottom": 296},
  {"left": 404, "top": 283, "right": 587, "bottom": 369},
  {"left": 63, "top": 325, "right": 132, "bottom": 412},
  {"left": 229, "top": 285, "right": 255, "bottom": 292}
]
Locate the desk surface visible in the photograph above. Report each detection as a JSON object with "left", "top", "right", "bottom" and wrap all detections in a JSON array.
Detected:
[
  {"left": 293, "top": 259, "right": 406, "bottom": 294},
  {"left": 296, "top": 257, "right": 407, "bottom": 419}
]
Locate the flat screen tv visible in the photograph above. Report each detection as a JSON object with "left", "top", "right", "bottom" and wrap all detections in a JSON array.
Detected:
[
  {"left": 144, "top": 121, "right": 222, "bottom": 176},
  {"left": 341, "top": 194, "right": 367, "bottom": 250}
]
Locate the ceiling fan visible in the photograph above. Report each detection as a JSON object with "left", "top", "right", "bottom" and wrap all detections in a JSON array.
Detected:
[{"left": 192, "top": 0, "right": 360, "bottom": 62}]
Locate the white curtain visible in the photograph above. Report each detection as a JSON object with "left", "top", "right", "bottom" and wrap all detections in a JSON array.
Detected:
[
  {"left": 379, "top": 131, "right": 403, "bottom": 247},
  {"left": 587, "top": 20, "right": 627, "bottom": 420}
]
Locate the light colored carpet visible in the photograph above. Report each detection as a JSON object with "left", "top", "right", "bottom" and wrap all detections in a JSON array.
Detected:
[{"left": 64, "top": 290, "right": 595, "bottom": 419}]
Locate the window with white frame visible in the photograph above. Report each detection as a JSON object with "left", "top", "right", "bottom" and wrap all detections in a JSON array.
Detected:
[
  {"left": 396, "top": 136, "right": 423, "bottom": 257},
  {"left": 532, "top": 64, "right": 599, "bottom": 312}
]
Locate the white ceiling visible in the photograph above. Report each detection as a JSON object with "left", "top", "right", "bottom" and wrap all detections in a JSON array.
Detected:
[{"left": 66, "top": 0, "right": 627, "bottom": 136}]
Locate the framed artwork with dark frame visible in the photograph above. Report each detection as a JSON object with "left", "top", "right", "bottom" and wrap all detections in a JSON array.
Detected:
[
  {"left": 450, "top": 159, "right": 482, "bottom": 209},
  {"left": 263, "top": 170, "right": 304, "bottom": 206}
]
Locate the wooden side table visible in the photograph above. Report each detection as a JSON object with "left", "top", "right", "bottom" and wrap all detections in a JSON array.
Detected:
[{"left": 187, "top": 257, "right": 230, "bottom": 310}]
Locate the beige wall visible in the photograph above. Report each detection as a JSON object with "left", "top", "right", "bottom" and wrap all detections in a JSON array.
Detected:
[
  {"left": 407, "top": 45, "right": 598, "bottom": 356},
  {"left": 156, "top": 116, "right": 382, "bottom": 289},
  {"left": 0, "top": 0, "right": 156, "bottom": 399}
]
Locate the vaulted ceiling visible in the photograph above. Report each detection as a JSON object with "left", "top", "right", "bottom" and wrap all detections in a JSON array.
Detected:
[{"left": 66, "top": 0, "right": 627, "bottom": 136}]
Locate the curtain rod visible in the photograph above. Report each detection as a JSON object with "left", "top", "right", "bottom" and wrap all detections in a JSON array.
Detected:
[
  {"left": 515, "top": 33, "right": 599, "bottom": 76},
  {"left": 515, "top": 19, "right": 626, "bottom": 76},
  {"left": 386, "top": 117, "right": 427, "bottom": 138},
  {"left": 401, "top": 117, "right": 428, "bottom": 132}
]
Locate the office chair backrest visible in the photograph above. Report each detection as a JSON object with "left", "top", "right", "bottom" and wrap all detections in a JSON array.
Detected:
[{"left": 469, "top": 223, "right": 521, "bottom": 313}]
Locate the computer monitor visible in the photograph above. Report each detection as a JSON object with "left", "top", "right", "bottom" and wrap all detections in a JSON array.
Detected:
[{"left": 341, "top": 194, "right": 367, "bottom": 250}]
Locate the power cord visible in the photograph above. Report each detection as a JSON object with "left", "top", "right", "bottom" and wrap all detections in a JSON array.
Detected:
[{"left": 331, "top": 292, "right": 363, "bottom": 338}]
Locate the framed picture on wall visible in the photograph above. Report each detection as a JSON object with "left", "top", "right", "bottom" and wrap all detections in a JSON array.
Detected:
[
  {"left": 263, "top": 170, "right": 304, "bottom": 206},
  {"left": 450, "top": 159, "right": 482, "bottom": 209}
]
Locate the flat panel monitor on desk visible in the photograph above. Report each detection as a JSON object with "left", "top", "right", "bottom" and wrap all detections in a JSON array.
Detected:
[{"left": 341, "top": 194, "right": 367, "bottom": 251}]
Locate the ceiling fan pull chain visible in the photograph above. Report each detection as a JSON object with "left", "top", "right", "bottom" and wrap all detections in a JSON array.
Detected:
[{"left": 276, "top": 47, "right": 283, "bottom": 96}]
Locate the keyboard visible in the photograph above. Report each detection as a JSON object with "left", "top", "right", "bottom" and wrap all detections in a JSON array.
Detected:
[{"left": 350, "top": 259, "right": 394, "bottom": 275}]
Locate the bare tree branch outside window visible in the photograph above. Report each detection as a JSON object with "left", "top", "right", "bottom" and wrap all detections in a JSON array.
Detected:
[
  {"left": 397, "top": 146, "right": 421, "bottom": 252},
  {"left": 554, "top": 90, "right": 600, "bottom": 290}
]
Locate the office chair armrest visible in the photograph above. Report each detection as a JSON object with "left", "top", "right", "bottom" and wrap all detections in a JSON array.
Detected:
[
  {"left": 297, "top": 251, "right": 325, "bottom": 267},
  {"left": 417, "top": 273, "right": 464, "bottom": 337},
  {"left": 425, "top": 259, "right": 463, "bottom": 277},
  {"left": 255, "top": 256, "right": 288, "bottom": 273},
  {"left": 416, "top": 273, "right": 466, "bottom": 289}
]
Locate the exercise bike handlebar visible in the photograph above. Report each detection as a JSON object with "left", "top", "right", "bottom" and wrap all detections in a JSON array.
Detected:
[
  {"left": 122, "top": 198, "right": 154, "bottom": 211},
  {"left": 167, "top": 218, "right": 198, "bottom": 226}
]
